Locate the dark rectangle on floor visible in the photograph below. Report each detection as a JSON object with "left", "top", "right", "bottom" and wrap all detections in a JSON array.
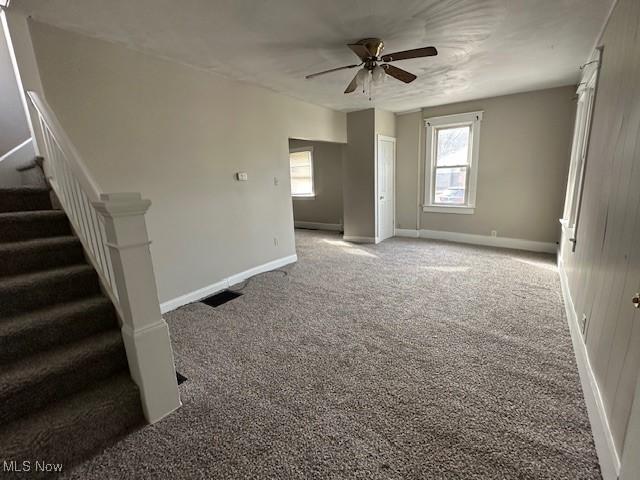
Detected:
[{"left": 200, "top": 289, "right": 242, "bottom": 308}]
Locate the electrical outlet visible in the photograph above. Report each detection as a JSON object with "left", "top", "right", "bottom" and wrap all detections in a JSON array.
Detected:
[
  {"left": 274, "top": 176, "right": 279, "bottom": 186},
  {"left": 273, "top": 237, "right": 278, "bottom": 247},
  {"left": 581, "top": 314, "right": 587, "bottom": 334},
  {"left": 235, "top": 172, "right": 248, "bottom": 181},
  {"left": 491, "top": 230, "right": 497, "bottom": 237}
]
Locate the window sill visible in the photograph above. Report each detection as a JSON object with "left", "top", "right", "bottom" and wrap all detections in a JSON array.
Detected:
[
  {"left": 422, "top": 205, "right": 475, "bottom": 215},
  {"left": 292, "top": 195, "right": 316, "bottom": 200}
]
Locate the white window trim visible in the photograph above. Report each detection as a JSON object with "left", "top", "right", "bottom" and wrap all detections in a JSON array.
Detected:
[
  {"left": 289, "top": 146, "right": 315, "bottom": 198},
  {"left": 562, "top": 60, "right": 598, "bottom": 238},
  {"left": 423, "top": 111, "right": 483, "bottom": 214}
]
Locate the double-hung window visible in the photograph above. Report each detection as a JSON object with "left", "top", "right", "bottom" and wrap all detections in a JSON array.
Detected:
[
  {"left": 289, "top": 147, "right": 314, "bottom": 197},
  {"left": 423, "top": 111, "right": 483, "bottom": 214}
]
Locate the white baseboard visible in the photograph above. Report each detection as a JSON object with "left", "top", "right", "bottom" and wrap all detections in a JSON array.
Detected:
[
  {"left": 294, "top": 221, "right": 343, "bottom": 231},
  {"left": 160, "top": 254, "right": 297, "bottom": 313},
  {"left": 0, "top": 138, "right": 32, "bottom": 164},
  {"left": 227, "top": 254, "right": 297, "bottom": 286},
  {"left": 393, "top": 228, "right": 557, "bottom": 254},
  {"left": 558, "top": 259, "right": 620, "bottom": 480},
  {"left": 0, "top": 138, "right": 35, "bottom": 188},
  {"left": 343, "top": 235, "right": 376, "bottom": 244},
  {"left": 394, "top": 228, "right": 419, "bottom": 238}
]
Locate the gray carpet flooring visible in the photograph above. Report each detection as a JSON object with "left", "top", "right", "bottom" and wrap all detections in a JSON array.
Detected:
[{"left": 63, "top": 230, "right": 600, "bottom": 479}]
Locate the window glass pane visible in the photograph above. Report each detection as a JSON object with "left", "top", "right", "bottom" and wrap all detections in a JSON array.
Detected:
[
  {"left": 289, "top": 151, "right": 313, "bottom": 195},
  {"left": 434, "top": 167, "right": 467, "bottom": 204},
  {"left": 436, "top": 126, "right": 470, "bottom": 166}
]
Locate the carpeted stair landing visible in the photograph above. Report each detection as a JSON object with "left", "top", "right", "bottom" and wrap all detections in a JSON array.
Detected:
[{"left": 0, "top": 185, "right": 144, "bottom": 475}]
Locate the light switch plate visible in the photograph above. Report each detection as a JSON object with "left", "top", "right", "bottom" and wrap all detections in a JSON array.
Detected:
[{"left": 236, "top": 172, "right": 248, "bottom": 181}]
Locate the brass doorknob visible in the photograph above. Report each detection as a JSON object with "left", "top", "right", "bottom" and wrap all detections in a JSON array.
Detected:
[{"left": 634, "top": 293, "right": 640, "bottom": 309}]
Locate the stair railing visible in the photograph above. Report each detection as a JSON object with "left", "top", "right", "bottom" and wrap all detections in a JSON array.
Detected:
[{"left": 27, "top": 91, "right": 181, "bottom": 423}]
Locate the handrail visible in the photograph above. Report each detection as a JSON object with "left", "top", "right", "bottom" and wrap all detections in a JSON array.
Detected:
[
  {"left": 27, "top": 91, "right": 102, "bottom": 201},
  {"left": 25, "top": 90, "right": 181, "bottom": 423},
  {"left": 26, "top": 90, "right": 119, "bottom": 308}
]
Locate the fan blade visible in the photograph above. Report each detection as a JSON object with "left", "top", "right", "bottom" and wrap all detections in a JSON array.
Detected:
[
  {"left": 344, "top": 72, "right": 358, "bottom": 93},
  {"left": 381, "top": 46, "right": 438, "bottom": 62},
  {"left": 305, "top": 64, "right": 360, "bottom": 79},
  {"left": 382, "top": 64, "right": 417, "bottom": 83},
  {"left": 348, "top": 43, "right": 372, "bottom": 60}
]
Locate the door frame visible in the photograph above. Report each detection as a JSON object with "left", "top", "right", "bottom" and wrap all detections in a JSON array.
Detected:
[{"left": 375, "top": 134, "right": 396, "bottom": 243}]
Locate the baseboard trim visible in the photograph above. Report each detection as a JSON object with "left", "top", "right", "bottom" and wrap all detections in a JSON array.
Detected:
[
  {"left": 343, "top": 235, "right": 376, "bottom": 244},
  {"left": 160, "top": 254, "right": 298, "bottom": 313},
  {"left": 394, "top": 228, "right": 420, "bottom": 238},
  {"left": 0, "top": 138, "right": 31, "bottom": 164},
  {"left": 294, "top": 221, "right": 343, "bottom": 232},
  {"left": 558, "top": 259, "right": 620, "bottom": 480},
  {"left": 227, "top": 254, "right": 297, "bottom": 287},
  {"left": 394, "top": 228, "right": 557, "bottom": 253}
]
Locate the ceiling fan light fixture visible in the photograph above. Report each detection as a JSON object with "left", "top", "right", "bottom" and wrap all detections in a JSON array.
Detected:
[
  {"left": 372, "top": 65, "right": 385, "bottom": 85},
  {"left": 355, "top": 68, "right": 368, "bottom": 88}
]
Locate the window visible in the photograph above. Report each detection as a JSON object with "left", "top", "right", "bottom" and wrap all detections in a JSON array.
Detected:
[
  {"left": 562, "top": 55, "right": 599, "bottom": 248},
  {"left": 424, "top": 111, "right": 483, "bottom": 214},
  {"left": 289, "top": 147, "right": 314, "bottom": 197}
]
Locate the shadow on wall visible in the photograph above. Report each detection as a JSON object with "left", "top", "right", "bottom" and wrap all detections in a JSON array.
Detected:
[{"left": 288, "top": 138, "right": 345, "bottom": 231}]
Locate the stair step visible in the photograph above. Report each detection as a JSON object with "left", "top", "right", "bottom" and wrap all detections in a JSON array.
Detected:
[
  {"left": 0, "top": 236, "right": 85, "bottom": 278},
  {"left": 0, "top": 210, "right": 70, "bottom": 243},
  {"left": 0, "top": 296, "right": 117, "bottom": 363},
  {"left": 0, "top": 373, "right": 143, "bottom": 473},
  {"left": 0, "top": 330, "right": 128, "bottom": 425},
  {"left": 0, "top": 187, "right": 51, "bottom": 213},
  {"left": 0, "top": 265, "right": 100, "bottom": 317},
  {"left": 17, "top": 157, "right": 47, "bottom": 188}
]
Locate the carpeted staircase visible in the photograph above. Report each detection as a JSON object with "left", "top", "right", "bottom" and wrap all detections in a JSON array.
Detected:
[{"left": 0, "top": 162, "right": 144, "bottom": 474}]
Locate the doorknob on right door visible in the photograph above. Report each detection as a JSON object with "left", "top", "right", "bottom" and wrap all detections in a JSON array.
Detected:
[{"left": 633, "top": 292, "right": 640, "bottom": 309}]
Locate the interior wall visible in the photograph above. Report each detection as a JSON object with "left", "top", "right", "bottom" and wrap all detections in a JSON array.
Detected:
[
  {"left": 395, "top": 111, "right": 421, "bottom": 230},
  {"left": 289, "top": 138, "right": 344, "bottom": 227},
  {"left": 28, "top": 20, "right": 346, "bottom": 305},
  {"left": 375, "top": 109, "right": 396, "bottom": 138},
  {"left": 342, "top": 108, "right": 396, "bottom": 241},
  {"left": 560, "top": 0, "right": 640, "bottom": 469},
  {"left": 0, "top": 17, "right": 29, "bottom": 157},
  {"left": 396, "top": 87, "right": 575, "bottom": 243},
  {"left": 343, "top": 109, "right": 375, "bottom": 240}
]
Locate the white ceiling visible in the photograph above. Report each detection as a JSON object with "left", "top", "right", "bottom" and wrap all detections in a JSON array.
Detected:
[{"left": 15, "top": 0, "right": 613, "bottom": 112}]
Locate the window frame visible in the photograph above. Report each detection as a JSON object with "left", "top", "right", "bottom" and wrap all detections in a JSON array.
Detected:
[
  {"left": 423, "top": 111, "right": 483, "bottom": 214},
  {"left": 289, "top": 146, "right": 315, "bottom": 198},
  {"left": 561, "top": 59, "right": 599, "bottom": 246}
]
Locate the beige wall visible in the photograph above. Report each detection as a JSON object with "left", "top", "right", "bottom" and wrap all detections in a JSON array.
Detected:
[
  {"left": 396, "top": 87, "right": 575, "bottom": 243},
  {"left": 395, "top": 111, "right": 421, "bottom": 230},
  {"left": 560, "top": 0, "right": 640, "bottom": 471},
  {"left": 375, "top": 109, "right": 396, "bottom": 138},
  {"left": 343, "top": 108, "right": 396, "bottom": 240},
  {"left": 289, "top": 139, "right": 344, "bottom": 226},
  {"left": 0, "top": 19, "right": 29, "bottom": 157},
  {"left": 28, "top": 21, "right": 346, "bottom": 304},
  {"left": 343, "top": 109, "right": 375, "bottom": 239}
]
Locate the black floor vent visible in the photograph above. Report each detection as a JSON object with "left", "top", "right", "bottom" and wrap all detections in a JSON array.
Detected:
[
  {"left": 200, "top": 289, "right": 242, "bottom": 308},
  {"left": 176, "top": 371, "right": 188, "bottom": 385}
]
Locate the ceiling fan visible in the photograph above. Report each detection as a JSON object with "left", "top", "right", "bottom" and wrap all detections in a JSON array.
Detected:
[{"left": 305, "top": 38, "right": 437, "bottom": 94}]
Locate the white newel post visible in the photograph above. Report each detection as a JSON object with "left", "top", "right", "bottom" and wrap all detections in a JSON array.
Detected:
[{"left": 93, "top": 193, "right": 181, "bottom": 423}]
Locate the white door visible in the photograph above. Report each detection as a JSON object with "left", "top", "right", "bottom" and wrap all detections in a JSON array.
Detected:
[{"left": 377, "top": 135, "right": 395, "bottom": 242}]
